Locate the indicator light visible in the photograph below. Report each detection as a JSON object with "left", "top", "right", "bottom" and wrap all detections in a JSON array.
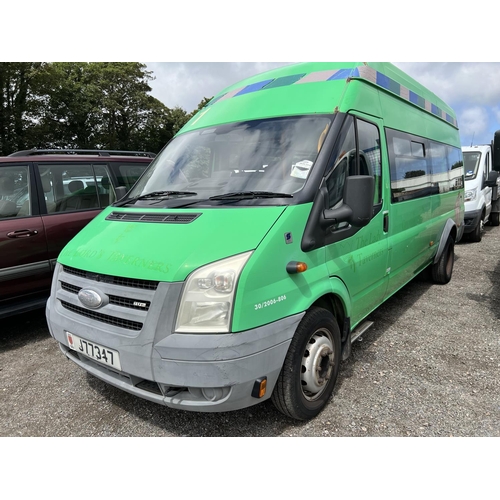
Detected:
[
  {"left": 251, "top": 377, "right": 267, "bottom": 398},
  {"left": 286, "top": 261, "right": 308, "bottom": 274}
]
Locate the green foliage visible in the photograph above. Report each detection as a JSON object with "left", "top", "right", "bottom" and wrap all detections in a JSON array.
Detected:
[
  {"left": 404, "top": 169, "right": 426, "bottom": 179},
  {"left": 0, "top": 62, "right": 211, "bottom": 155}
]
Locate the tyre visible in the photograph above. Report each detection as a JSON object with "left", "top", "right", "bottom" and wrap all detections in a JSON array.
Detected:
[
  {"left": 489, "top": 212, "right": 499, "bottom": 227},
  {"left": 271, "top": 307, "right": 341, "bottom": 420},
  {"left": 431, "top": 235, "right": 455, "bottom": 284},
  {"left": 469, "top": 216, "right": 483, "bottom": 242}
]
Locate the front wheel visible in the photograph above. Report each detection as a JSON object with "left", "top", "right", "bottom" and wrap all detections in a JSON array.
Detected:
[
  {"left": 271, "top": 307, "right": 341, "bottom": 420},
  {"left": 469, "top": 216, "right": 483, "bottom": 242}
]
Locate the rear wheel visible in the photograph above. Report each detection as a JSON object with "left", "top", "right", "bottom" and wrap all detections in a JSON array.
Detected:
[
  {"left": 431, "top": 235, "right": 455, "bottom": 284},
  {"left": 489, "top": 212, "right": 499, "bottom": 226},
  {"left": 271, "top": 307, "right": 341, "bottom": 420}
]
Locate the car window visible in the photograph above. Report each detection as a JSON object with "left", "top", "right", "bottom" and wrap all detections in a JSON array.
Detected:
[
  {"left": 0, "top": 165, "right": 31, "bottom": 218},
  {"left": 114, "top": 162, "right": 151, "bottom": 190},
  {"left": 37, "top": 163, "right": 114, "bottom": 213}
]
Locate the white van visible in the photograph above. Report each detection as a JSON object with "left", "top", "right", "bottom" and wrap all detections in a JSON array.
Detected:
[{"left": 462, "top": 143, "right": 500, "bottom": 241}]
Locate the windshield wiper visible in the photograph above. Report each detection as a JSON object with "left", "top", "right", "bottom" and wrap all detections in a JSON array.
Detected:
[
  {"left": 114, "top": 191, "right": 198, "bottom": 207},
  {"left": 209, "top": 191, "right": 293, "bottom": 200}
]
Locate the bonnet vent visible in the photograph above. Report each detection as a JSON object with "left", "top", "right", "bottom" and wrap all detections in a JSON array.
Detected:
[{"left": 106, "top": 212, "right": 201, "bottom": 224}]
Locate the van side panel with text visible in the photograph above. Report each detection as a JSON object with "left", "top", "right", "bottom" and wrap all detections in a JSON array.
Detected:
[{"left": 46, "top": 63, "right": 464, "bottom": 420}]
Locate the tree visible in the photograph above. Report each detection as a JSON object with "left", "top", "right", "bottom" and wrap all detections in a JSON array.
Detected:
[
  {"left": 0, "top": 63, "right": 210, "bottom": 156},
  {"left": 404, "top": 170, "right": 426, "bottom": 179},
  {"left": 0, "top": 63, "right": 47, "bottom": 155}
]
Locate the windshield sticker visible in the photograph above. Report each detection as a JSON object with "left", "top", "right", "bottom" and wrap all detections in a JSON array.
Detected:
[{"left": 291, "top": 160, "right": 313, "bottom": 179}]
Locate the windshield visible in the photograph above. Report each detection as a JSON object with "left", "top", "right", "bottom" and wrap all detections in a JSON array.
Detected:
[
  {"left": 463, "top": 151, "right": 481, "bottom": 179},
  {"left": 125, "top": 115, "right": 332, "bottom": 206}
]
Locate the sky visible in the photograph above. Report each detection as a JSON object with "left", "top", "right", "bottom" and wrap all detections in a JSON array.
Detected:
[{"left": 145, "top": 62, "right": 500, "bottom": 148}]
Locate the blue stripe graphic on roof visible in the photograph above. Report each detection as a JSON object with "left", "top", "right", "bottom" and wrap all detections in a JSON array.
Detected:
[
  {"left": 327, "top": 68, "right": 354, "bottom": 80},
  {"left": 263, "top": 74, "right": 306, "bottom": 89},
  {"left": 204, "top": 65, "right": 457, "bottom": 128},
  {"left": 234, "top": 79, "right": 274, "bottom": 97}
]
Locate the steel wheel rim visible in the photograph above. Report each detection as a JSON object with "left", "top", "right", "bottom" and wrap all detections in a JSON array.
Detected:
[{"left": 300, "top": 328, "right": 335, "bottom": 401}]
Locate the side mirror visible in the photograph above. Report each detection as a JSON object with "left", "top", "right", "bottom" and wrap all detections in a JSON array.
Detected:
[
  {"left": 493, "top": 130, "right": 500, "bottom": 171},
  {"left": 322, "top": 175, "right": 375, "bottom": 228},
  {"left": 114, "top": 186, "right": 128, "bottom": 201},
  {"left": 485, "top": 170, "right": 499, "bottom": 188}
]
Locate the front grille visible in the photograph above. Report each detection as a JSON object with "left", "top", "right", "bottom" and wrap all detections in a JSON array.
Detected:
[
  {"left": 60, "top": 300, "right": 143, "bottom": 331},
  {"left": 108, "top": 294, "right": 150, "bottom": 311},
  {"left": 135, "top": 380, "right": 163, "bottom": 395},
  {"left": 106, "top": 211, "right": 201, "bottom": 224},
  {"left": 61, "top": 282, "right": 80, "bottom": 294},
  {"left": 60, "top": 281, "right": 151, "bottom": 311},
  {"left": 62, "top": 265, "right": 159, "bottom": 290}
]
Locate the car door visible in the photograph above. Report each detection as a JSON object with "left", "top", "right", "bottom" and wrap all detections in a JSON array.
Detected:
[
  {"left": 35, "top": 162, "right": 111, "bottom": 265},
  {"left": 484, "top": 151, "right": 492, "bottom": 219},
  {"left": 323, "top": 114, "right": 390, "bottom": 326},
  {"left": 0, "top": 163, "right": 51, "bottom": 303}
]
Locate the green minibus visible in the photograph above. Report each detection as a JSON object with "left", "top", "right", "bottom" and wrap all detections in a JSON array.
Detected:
[{"left": 46, "top": 62, "right": 464, "bottom": 420}]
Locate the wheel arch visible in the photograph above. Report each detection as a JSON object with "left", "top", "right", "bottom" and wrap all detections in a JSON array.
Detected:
[
  {"left": 311, "top": 292, "right": 349, "bottom": 343},
  {"left": 433, "top": 218, "right": 457, "bottom": 264}
]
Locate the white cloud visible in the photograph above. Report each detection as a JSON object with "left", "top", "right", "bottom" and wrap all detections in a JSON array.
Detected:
[
  {"left": 456, "top": 107, "right": 489, "bottom": 143},
  {"left": 394, "top": 63, "right": 500, "bottom": 107},
  {"left": 146, "top": 62, "right": 292, "bottom": 112}
]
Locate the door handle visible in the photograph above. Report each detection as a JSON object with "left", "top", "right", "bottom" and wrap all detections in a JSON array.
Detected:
[
  {"left": 7, "top": 229, "right": 39, "bottom": 238},
  {"left": 383, "top": 212, "right": 389, "bottom": 233}
]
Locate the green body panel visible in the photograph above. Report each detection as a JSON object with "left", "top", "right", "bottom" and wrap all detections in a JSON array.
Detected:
[
  {"left": 56, "top": 61, "right": 463, "bottom": 338},
  {"left": 58, "top": 205, "right": 286, "bottom": 282},
  {"left": 231, "top": 204, "right": 352, "bottom": 332},
  {"left": 324, "top": 209, "right": 389, "bottom": 327}
]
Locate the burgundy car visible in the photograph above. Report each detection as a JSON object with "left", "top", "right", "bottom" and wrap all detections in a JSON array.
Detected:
[{"left": 0, "top": 149, "right": 154, "bottom": 318}]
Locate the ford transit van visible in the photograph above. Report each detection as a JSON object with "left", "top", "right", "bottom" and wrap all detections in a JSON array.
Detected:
[
  {"left": 46, "top": 63, "right": 464, "bottom": 420},
  {"left": 462, "top": 140, "right": 500, "bottom": 241}
]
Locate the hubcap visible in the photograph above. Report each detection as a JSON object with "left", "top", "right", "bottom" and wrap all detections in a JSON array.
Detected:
[{"left": 301, "top": 328, "right": 335, "bottom": 401}]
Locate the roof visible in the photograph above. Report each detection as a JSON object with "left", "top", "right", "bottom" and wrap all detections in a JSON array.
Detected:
[
  {"left": 0, "top": 149, "right": 155, "bottom": 163},
  {"left": 179, "top": 62, "right": 457, "bottom": 134}
]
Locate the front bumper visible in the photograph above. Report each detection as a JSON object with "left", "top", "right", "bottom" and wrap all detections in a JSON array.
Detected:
[
  {"left": 463, "top": 208, "right": 482, "bottom": 234},
  {"left": 46, "top": 263, "right": 303, "bottom": 413}
]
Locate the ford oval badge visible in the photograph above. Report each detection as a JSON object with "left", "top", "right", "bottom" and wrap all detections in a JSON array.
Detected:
[{"left": 78, "top": 289, "right": 103, "bottom": 309}]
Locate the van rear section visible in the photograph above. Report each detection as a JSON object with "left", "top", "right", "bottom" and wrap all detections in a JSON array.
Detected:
[{"left": 46, "top": 62, "right": 464, "bottom": 420}]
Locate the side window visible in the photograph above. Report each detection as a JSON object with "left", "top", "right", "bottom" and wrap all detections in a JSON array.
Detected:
[
  {"left": 37, "top": 163, "right": 100, "bottom": 213},
  {"left": 0, "top": 165, "right": 31, "bottom": 218},
  {"left": 325, "top": 116, "right": 356, "bottom": 209},
  {"left": 94, "top": 165, "right": 116, "bottom": 207},
  {"left": 325, "top": 116, "right": 382, "bottom": 209},
  {"left": 387, "top": 129, "right": 431, "bottom": 202},
  {"left": 446, "top": 146, "right": 464, "bottom": 191},
  {"left": 357, "top": 120, "right": 382, "bottom": 205},
  {"left": 428, "top": 141, "right": 464, "bottom": 193},
  {"left": 116, "top": 162, "right": 150, "bottom": 190}
]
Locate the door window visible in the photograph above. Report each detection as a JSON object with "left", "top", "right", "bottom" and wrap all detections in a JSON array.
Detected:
[
  {"left": 37, "top": 163, "right": 112, "bottom": 213},
  {"left": 0, "top": 165, "right": 31, "bottom": 218},
  {"left": 325, "top": 116, "right": 382, "bottom": 209}
]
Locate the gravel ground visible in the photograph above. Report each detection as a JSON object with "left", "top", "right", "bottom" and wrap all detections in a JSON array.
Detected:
[{"left": 1, "top": 226, "right": 499, "bottom": 437}]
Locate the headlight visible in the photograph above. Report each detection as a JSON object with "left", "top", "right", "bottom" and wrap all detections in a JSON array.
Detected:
[
  {"left": 175, "top": 251, "right": 252, "bottom": 333},
  {"left": 464, "top": 188, "right": 477, "bottom": 202}
]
